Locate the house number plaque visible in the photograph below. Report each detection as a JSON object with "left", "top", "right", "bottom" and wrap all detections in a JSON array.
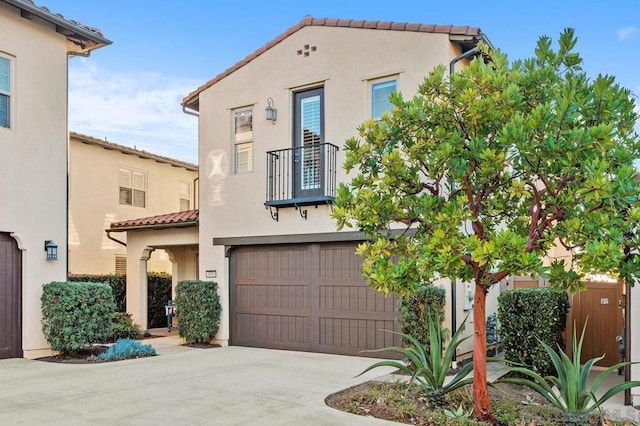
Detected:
[{"left": 600, "top": 298, "right": 609, "bottom": 305}]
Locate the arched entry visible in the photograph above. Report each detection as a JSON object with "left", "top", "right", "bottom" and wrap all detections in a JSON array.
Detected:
[{"left": 0, "top": 233, "right": 22, "bottom": 358}]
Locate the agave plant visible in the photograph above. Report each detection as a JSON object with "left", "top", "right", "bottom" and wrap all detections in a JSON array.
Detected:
[
  {"left": 356, "top": 314, "right": 472, "bottom": 407},
  {"left": 499, "top": 321, "right": 640, "bottom": 424}
]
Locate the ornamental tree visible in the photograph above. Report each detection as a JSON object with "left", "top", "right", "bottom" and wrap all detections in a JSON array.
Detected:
[{"left": 333, "top": 29, "right": 640, "bottom": 422}]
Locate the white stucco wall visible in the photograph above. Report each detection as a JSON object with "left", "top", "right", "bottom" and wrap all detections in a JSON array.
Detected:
[
  {"left": 194, "top": 25, "right": 475, "bottom": 345},
  {"left": 0, "top": 3, "right": 72, "bottom": 358},
  {"left": 68, "top": 135, "right": 198, "bottom": 275}
]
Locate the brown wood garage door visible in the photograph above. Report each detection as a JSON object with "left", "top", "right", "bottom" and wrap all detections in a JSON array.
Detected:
[
  {"left": 230, "top": 242, "right": 400, "bottom": 357},
  {"left": 0, "top": 233, "right": 22, "bottom": 359}
]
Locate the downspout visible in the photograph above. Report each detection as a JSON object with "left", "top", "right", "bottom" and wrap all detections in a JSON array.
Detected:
[
  {"left": 105, "top": 229, "right": 127, "bottom": 247},
  {"left": 182, "top": 104, "right": 199, "bottom": 117},
  {"left": 193, "top": 177, "right": 199, "bottom": 210},
  {"left": 68, "top": 51, "right": 92, "bottom": 58},
  {"left": 449, "top": 34, "right": 492, "bottom": 75}
]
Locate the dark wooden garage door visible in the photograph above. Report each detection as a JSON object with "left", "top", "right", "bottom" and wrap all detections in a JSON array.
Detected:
[
  {"left": 0, "top": 233, "right": 22, "bottom": 359},
  {"left": 231, "top": 242, "right": 400, "bottom": 357}
]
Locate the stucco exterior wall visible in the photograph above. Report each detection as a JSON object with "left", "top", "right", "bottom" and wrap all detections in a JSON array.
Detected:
[
  {"left": 0, "top": 3, "right": 70, "bottom": 358},
  {"left": 195, "top": 25, "right": 491, "bottom": 346},
  {"left": 68, "top": 135, "right": 198, "bottom": 275}
]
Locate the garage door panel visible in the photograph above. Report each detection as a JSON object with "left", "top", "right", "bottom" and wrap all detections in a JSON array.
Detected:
[
  {"left": 235, "top": 284, "right": 308, "bottom": 310},
  {"left": 231, "top": 243, "right": 400, "bottom": 357},
  {"left": 235, "top": 313, "right": 309, "bottom": 348}
]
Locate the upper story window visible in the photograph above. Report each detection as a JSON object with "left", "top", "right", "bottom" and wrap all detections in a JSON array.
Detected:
[
  {"left": 371, "top": 79, "right": 397, "bottom": 120},
  {"left": 234, "top": 109, "right": 253, "bottom": 173},
  {"left": 119, "top": 167, "right": 146, "bottom": 208},
  {"left": 0, "top": 54, "right": 12, "bottom": 129},
  {"left": 179, "top": 181, "right": 191, "bottom": 211}
]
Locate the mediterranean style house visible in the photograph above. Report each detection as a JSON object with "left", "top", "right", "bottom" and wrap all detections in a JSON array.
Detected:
[
  {"left": 0, "top": 0, "right": 110, "bottom": 359},
  {"left": 176, "top": 16, "right": 500, "bottom": 357},
  {"left": 68, "top": 132, "right": 198, "bottom": 276}
]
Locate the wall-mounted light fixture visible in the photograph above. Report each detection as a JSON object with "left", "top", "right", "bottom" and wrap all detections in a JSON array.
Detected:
[
  {"left": 44, "top": 240, "right": 58, "bottom": 261},
  {"left": 265, "top": 97, "right": 277, "bottom": 123}
]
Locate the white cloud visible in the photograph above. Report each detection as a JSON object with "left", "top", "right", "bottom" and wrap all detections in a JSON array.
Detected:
[
  {"left": 68, "top": 59, "right": 201, "bottom": 164},
  {"left": 617, "top": 26, "right": 638, "bottom": 41}
]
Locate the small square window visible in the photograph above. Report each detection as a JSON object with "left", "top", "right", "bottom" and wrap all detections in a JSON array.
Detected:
[
  {"left": 371, "top": 79, "right": 397, "bottom": 120},
  {"left": 115, "top": 256, "right": 126, "bottom": 275},
  {"left": 235, "top": 142, "right": 253, "bottom": 173},
  {"left": 233, "top": 109, "right": 253, "bottom": 173},
  {"left": 119, "top": 167, "right": 146, "bottom": 207}
]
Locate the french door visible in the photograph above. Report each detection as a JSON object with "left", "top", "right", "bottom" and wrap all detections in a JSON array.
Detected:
[{"left": 293, "top": 87, "right": 324, "bottom": 199}]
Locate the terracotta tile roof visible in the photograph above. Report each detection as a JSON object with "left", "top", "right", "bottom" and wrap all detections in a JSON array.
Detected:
[
  {"left": 3, "top": 0, "right": 112, "bottom": 50},
  {"left": 71, "top": 131, "right": 197, "bottom": 171},
  {"left": 110, "top": 210, "right": 198, "bottom": 231},
  {"left": 182, "top": 16, "right": 486, "bottom": 109}
]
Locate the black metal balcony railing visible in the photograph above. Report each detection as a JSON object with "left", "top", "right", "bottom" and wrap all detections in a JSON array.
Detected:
[{"left": 265, "top": 143, "right": 338, "bottom": 209}]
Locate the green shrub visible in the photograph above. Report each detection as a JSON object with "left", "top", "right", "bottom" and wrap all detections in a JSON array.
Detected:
[
  {"left": 68, "top": 273, "right": 172, "bottom": 328},
  {"left": 498, "top": 287, "right": 569, "bottom": 376},
  {"left": 398, "top": 285, "right": 446, "bottom": 349},
  {"left": 175, "top": 280, "right": 222, "bottom": 344},
  {"left": 147, "top": 272, "right": 172, "bottom": 329},
  {"left": 111, "top": 312, "right": 142, "bottom": 341},
  {"left": 69, "top": 274, "right": 126, "bottom": 312},
  {"left": 93, "top": 338, "right": 156, "bottom": 362},
  {"left": 41, "top": 281, "right": 116, "bottom": 355}
]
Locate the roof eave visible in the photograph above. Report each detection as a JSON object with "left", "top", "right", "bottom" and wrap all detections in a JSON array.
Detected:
[
  {"left": 107, "top": 221, "right": 198, "bottom": 233},
  {"left": 4, "top": 0, "right": 112, "bottom": 52}
]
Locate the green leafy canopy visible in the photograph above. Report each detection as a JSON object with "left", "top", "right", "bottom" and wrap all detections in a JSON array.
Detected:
[{"left": 334, "top": 28, "right": 640, "bottom": 295}]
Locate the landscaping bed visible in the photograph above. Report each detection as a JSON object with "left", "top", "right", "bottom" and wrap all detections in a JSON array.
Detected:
[
  {"left": 36, "top": 345, "right": 110, "bottom": 364},
  {"left": 326, "top": 381, "right": 629, "bottom": 425}
]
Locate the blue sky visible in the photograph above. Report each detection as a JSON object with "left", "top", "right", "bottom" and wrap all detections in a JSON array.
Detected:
[{"left": 42, "top": 0, "right": 640, "bottom": 164}]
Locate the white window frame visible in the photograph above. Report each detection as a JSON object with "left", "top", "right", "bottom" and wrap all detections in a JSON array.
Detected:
[
  {"left": 179, "top": 181, "right": 191, "bottom": 211},
  {"left": 370, "top": 78, "right": 397, "bottom": 120},
  {"left": 119, "top": 167, "right": 147, "bottom": 208},
  {"left": 233, "top": 108, "right": 253, "bottom": 173},
  {"left": 0, "top": 53, "right": 14, "bottom": 130}
]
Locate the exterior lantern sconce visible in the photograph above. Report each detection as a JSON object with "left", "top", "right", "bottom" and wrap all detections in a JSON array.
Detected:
[
  {"left": 44, "top": 240, "right": 58, "bottom": 261},
  {"left": 265, "top": 97, "right": 277, "bottom": 123}
]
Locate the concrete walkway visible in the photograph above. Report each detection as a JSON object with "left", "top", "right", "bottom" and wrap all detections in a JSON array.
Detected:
[
  {"left": 3, "top": 336, "right": 638, "bottom": 424},
  {"left": 0, "top": 336, "right": 396, "bottom": 425}
]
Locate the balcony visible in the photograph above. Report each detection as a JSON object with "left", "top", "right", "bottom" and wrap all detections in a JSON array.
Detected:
[{"left": 265, "top": 143, "right": 338, "bottom": 219}]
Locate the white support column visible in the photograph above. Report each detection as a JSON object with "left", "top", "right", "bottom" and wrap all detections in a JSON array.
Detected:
[{"left": 126, "top": 246, "right": 153, "bottom": 331}]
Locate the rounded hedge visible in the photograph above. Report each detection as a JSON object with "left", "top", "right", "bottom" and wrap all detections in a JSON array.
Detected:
[
  {"left": 175, "top": 280, "right": 222, "bottom": 344},
  {"left": 41, "top": 281, "right": 115, "bottom": 355}
]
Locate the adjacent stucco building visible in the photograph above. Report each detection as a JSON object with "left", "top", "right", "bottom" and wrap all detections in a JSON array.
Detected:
[
  {"left": 69, "top": 132, "right": 198, "bottom": 276},
  {"left": 0, "top": 0, "right": 110, "bottom": 359}
]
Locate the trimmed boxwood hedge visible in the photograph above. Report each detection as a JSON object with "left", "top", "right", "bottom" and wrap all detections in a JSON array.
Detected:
[
  {"left": 498, "top": 287, "right": 570, "bottom": 376},
  {"left": 41, "top": 281, "right": 115, "bottom": 355},
  {"left": 398, "top": 285, "right": 446, "bottom": 348},
  {"left": 175, "top": 280, "right": 222, "bottom": 344},
  {"left": 68, "top": 273, "right": 172, "bottom": 328}
]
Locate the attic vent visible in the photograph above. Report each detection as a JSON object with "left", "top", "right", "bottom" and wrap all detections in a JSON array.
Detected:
[{"left": 297, "top": 44, "right": 317, "bottom": 57}]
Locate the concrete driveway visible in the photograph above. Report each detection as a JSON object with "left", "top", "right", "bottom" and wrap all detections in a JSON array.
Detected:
[{"left": 0, "top": 336, "right": 396, "bottom": 425}]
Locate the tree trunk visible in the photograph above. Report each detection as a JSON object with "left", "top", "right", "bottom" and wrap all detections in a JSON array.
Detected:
[{"left": 472, "top": 282, "right": 494, "bottom": 423}]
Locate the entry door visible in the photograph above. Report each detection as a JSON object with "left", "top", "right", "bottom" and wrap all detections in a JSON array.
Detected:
[
  {"left": 0, "top": 233, "right": 22, "bottom": 359},
  {"left": 293, "top": 87, "right": 324, "bottom": 199},
  {"left": 571, "top": 281, "right": 623, "bottom": 367}
]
